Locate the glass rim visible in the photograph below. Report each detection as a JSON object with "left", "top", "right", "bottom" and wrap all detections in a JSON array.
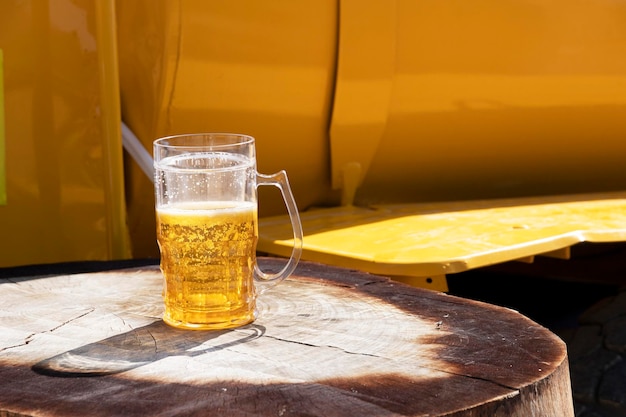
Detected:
[{"left": 154, "top": 133, "right": 255, "bottom": 149}]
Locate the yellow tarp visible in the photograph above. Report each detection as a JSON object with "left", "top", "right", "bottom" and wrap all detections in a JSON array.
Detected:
[
  {"left": 0, "top": 1, "right": 130, "bottom": 267},
  {"left": 0, "top": 49, "right": 5, "bottom": 205}
]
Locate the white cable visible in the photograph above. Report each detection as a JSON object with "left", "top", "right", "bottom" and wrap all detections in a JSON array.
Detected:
[{"left": 121, "top": 121, "right": 154, "bottom": 182}]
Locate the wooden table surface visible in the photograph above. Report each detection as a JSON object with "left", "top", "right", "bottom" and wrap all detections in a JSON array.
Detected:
[{"left": 0, "top": 258, "right": 574, "bottom": 417}]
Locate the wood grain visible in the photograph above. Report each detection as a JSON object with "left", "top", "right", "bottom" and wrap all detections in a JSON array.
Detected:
[{"left": 0, "top": 258, "right": 574, "bottom": 416}]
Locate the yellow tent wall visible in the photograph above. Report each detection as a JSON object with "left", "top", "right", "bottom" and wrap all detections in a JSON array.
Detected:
[{"left": 0, "top": 0, "right": 131, "bottom": 267}]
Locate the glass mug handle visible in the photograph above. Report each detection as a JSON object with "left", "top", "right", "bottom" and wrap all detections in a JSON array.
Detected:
[{"left": 254, "top": 170, "right": 303, "bottom": 293}]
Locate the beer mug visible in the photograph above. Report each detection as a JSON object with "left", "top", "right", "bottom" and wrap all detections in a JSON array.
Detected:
[{"left": 153, "top": 133, "right": 303, "bottom": 330}]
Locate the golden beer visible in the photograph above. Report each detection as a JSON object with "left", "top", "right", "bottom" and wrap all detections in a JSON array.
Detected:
[{"left": 156, "top": 201, "right": 258, "bottom": 330}]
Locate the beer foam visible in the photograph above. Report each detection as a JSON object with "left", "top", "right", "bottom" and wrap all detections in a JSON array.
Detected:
[{"left": 157, "top": 201, "right": 256, "bottom": 216}]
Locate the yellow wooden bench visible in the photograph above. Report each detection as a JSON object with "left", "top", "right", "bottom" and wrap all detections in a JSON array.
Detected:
[{"left": 259, "top": 192, "right": 626, "bottom": 291}]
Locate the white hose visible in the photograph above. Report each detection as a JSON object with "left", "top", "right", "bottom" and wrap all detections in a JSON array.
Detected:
[{"left": 121, "top": 121, "right": 154, "bottom": 182}]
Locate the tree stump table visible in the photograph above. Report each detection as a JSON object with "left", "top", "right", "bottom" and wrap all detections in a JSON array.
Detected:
[{"left": 0, "top": 258, "right": 574, "bottom": 416}]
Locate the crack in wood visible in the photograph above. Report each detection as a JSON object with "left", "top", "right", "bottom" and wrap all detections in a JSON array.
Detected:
[
  {"left": 145, "top": 330, "right": 158, "bottom": 354},
  {"left": 262, "top": 334, "right": 382, "bottom": 359},
  {"left": 0, "top": 308, "right": 97, "bottom": 353},
  {"left": 46, "top": 308, "right": 96, "bottom": 333}
]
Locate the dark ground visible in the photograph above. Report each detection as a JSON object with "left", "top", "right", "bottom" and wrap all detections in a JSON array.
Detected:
[
  {"left": 2, "top": 243, "right": 626, "bottom": 417},
  {"left": 448, "top": 242, "right": 626, "bottom": 417}
]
